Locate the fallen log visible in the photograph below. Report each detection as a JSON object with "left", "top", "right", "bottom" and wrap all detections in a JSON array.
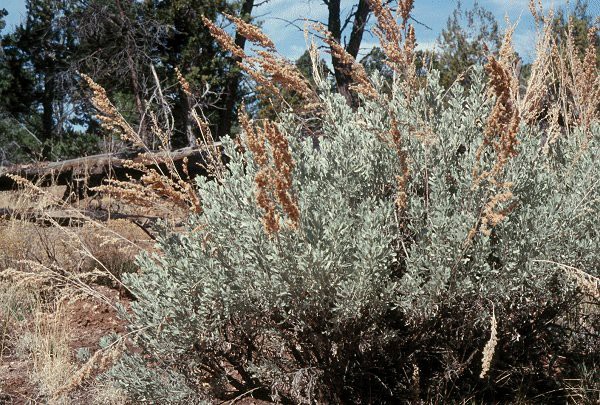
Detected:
[
  {"left": 0, "top": 207, "right": 173, "bottom": 239},
  {"left": 0, "top": 207, "right": 164, "bottom": 225},
  {"left": 0, "top": 145, "right": 221, "bottom": 198}
]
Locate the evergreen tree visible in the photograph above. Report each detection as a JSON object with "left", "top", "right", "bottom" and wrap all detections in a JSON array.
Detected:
[
  {"left": 149, "top": 0, "right": 235, "bottom": 146},
  {"left": 551, "top": 0, "right": 599, "bottom": 63},
  {"left": 1, "top": 7, "right": 47, "bottom": 162},
  {"left": 0, "top": 0, "right": 245, "bottom": 158},
  {"left": 14, "top": 0, "right": 79, "bottom": 142},
  {"left": 435, "top": 1, "right": 500, "bottom": 88},
  {"left": 0, "top": 8, "right": 11, "bottom": 112}
]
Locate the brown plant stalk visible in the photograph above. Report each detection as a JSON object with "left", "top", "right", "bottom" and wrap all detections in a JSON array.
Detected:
[
  {"left": 81, "top": 74, "right": 143, "bottom": 147},
  {"left": 368, "top": 0, "right": 417, "bottom": 92},
  {"left": 390, "top": 117, "right": 410, "bottom": 211},
  {"left": 203, "top": 15, "right": 318, "bottom": 111},
  {"left": 471, "top": 26, "right": 521, "bottom": 239},
  {"left": 313, "top": 23, "right": 378, "bottom": 99},
  {"left": 241, "top": 108, "right": 300, "bottom": 234}
]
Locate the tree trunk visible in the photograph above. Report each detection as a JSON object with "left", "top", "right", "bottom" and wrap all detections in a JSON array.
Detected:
[
  {"left": 346, "top": 0, "right": 370, "bottom": 59},
  {"left": 327, "top": 0, "right": 370, "bottom": 108},
  {"left": 327, "top": 0, "right": 351, "bottom": 104},
  {"left": 42, "top": 72, "right": 55, "bottom": 141}
]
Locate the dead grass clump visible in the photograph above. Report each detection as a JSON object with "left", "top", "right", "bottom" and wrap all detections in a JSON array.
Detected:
[
  {"left": 88, "top": 383, "right": 128, "bottom": 405},
  {"left": 0, "top": 220, "right": 33, "bottom": 268},
  {"left": 0, "top": 282, "right": 38, "bottom": 358},
  {"left": 24, "top": 304, "right": 75, "bottom": 404},
  {"left": 519, "top": 11, "right": 555, "bottom": 126},
  {"left": 0, "top": 220, "right": 76, "bottom": 271},
  {"left": 562, "top": 23, "right": 599, "bottom": 130},
  {"left": 520, "top": 5, "right": 598, "bottom": 151},
  {"left": 77, "top": 220, "right": 147, "bottom": 285},
  {"left": 53, "top": 343, "right": 123, "bottom": 400},
  {"left": 0, "top": 218, "right": 143, "bottom": 291}
]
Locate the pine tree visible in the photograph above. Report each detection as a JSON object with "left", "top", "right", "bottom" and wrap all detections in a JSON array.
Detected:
[{"left": 435, "top": 1, "right": 500, "bottom": 88}]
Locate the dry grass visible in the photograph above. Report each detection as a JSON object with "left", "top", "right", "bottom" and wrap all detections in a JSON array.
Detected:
[
  {"left": 0, "top": 180, "right": 147, "bottom": 403},
  {"left": 0, "top": 283, "right": 38, "bottom": 359},
  {"left": 27, "top": 304, "right": 75, "bottom": 404},
  {"left": 0, "top": 213, "right": 138, "bottom": 402},
  {"left": 519, "top": 4, "right": 599, "bottom": 147},
  {"left": 1, "top": 215, "right": 147, "bottom": 279},
  {"left": 52, "top": 340, "right": 123, "bottom": 400},
  {"left": 0, "top": 49, "right": 212, "bottom": 402},
  {"left": 87, "top": 383, "right": 128, "bottom": 405}
]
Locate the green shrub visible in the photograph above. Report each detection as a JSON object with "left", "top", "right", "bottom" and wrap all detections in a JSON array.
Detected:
[{"left": 108, "top": 66, "right": 599, "bottom": 403}]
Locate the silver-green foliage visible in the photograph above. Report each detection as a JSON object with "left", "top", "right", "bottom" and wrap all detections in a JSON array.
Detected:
[{"left": 110, "top": 67, "right": 599, "bottom": 402}]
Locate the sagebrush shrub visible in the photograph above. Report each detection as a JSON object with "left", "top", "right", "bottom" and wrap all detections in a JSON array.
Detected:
[{"left": 107, "top": 60, "right": 599, "bottom": 403}]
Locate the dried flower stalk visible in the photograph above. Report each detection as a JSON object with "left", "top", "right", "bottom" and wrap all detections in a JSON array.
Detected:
[
  {"left": 313, "top": 23, "right": 378, "bottom": 99},
  {"left": 390, "top": 118, "right": 409, "bottom": 210},
  {"left": 565, "top": 25, "right": 599, "bottom": 149},
  {"left": 368, "top": 0, "right": 418, "bottom": 92},
  {"left": 471, "top": 28, "right": 521, "bottom": 239},
  {"left": 204, "top": 14, "right": 318, "bottom": 111},
  {"left": 480, "top": 309, "right": 498, "bottom": 378},
  {"left": 53, "top": 344, "right": 122, "bottom": 397},
  {"left": 242, "top": 109, "right": 300, "bottom": 234},
  {"left": 81, "top": 74, "right": 143, "bottom": 147},
  {"left": 201, "top": 16, "right": 246, "bottom": 59},
  {"left": 519, "top": 13, "right": 554, "bottom": 125},
  {"left": 222, "top": 13, "right": 275, "bottom": 50},
  {"left": 175, "top": 67, "right": 192, "bottom": 96}
]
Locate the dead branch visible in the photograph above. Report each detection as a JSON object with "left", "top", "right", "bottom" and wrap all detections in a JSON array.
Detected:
[{"left": 0, "top": 145, "right": 222, "bottom": 197}]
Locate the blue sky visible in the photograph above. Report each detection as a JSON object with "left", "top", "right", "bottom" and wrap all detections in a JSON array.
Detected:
[
  {"left": 2, "top": 0, "right": 594, "bottom": 62},
  {"left": 256, "top": 0, "right": 575, "bottom": 61}
]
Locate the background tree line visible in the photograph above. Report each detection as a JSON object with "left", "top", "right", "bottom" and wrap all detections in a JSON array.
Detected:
[
  {"left": 0, "top": 0, "right": 597, "bottom": 165},
  {"left": 0, "top": 0, "right": 246, "bottom": 163}
]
